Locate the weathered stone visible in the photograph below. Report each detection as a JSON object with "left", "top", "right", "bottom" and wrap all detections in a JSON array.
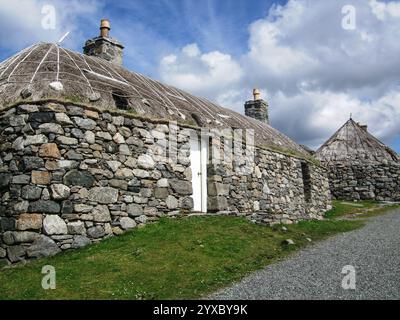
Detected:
[
  {"left": 92, "top": 205, "right": 112, "bottom": 222},
  {"left": 165, "top": 195, "right": 178, "bottom": 209},
  {"left": 39, "top": 143, "right": 61, "bottom": 159},
  {"left": 208, "top": 182, "right": 230, "bottom": 196},
  {"left": 65, "top": 150, "right": 84, "bottom": 160},
  {"left": 0, "top": 217, "right": 15, "bottom": 232},
  {"left": 127, "top": 204, "right": 143, "bottom": 217},
  {"left": 43, "top": 215, "right": 68, "bottom": 235},
  {"left": 56, "top": 136, "right": 78, "bottom": 145},
  {"left": 283, "top": 239, "right": 295, "bottom": 245},
  {"left": 16, "top": 213, "right": 42, "bottom": 231},
  {"left": 84, "top": 131, "right": 96, "bottom": 144},
  {"left": 180, "top": 196, "right": 194, "bottom": 210},
  {"left": 207, "top": 196, "right": 228, "bottom": 212},
  {"left": 31, "top": 171, "right": 51, "bottom": 185},
  {"left": 157, "top": 178, "right": 169, "bottom": 188},
  {"left": 0, "top": 173, "right": 12, "bottom": 190},
  {"left": 55, "top": 112, "right": 73, "bottom": 124},
  {"left": 169, "top": 179, "right": 192, "bottom": 195},
  {"left": 71, "top": 235, "right": 91, "bottom": 248},
  {"left": 39, "top": 123, "right": 64, "bottom": 134},
  {"left": 112, "top": 227, "right": 124, "bottom": 235},
  {"left": 12, "top": 174, "right": 30, "bottom": 185},
  {"left": 113, "top": 132, "right": 125, "bottom": 144},
  {"left": 25, "top": 134, "right": 48, "bottom": 146},
  {"left": 73, "top": 117, "right": 97, "bottom": 130},
  {"left": 87, "top": 226, "right": 105, "bottom": 238},
  {"left": 119, "top": 144, "right": 131, "bottom": 155},
  {"left": 85, "top": 110, "right": 99, "bottom": 119},
  {"left": 63, "top": 170, "right": 95, "bottom": 188},
  {"left": 74, "top": 204, "right": 93, "bottom": 213},
  {"left": 7, "top": 246, "right": 26, "bottom": 263},
  {"left": 115, "top": 168, "right": 134, "bottom": 179},
  {"left": 154, "top": 188, "right": 168, "bottom": 199},
  {"left": 29, "top": 200, "right": 60, "bottom": 214},
  {"left": 50, "top": 184, "right": 71, "bottom": 200},
  {"left": 26, "top": 235, "right": 61, "bottom": 258},
  {"left": 23, "top": 156, "right": 45, "bottom": 170},
  {"left": 67, "top": 221, "right": 86, "bottom": 235},
  {"left": 135, "top": 215, "right": 148, "bottom": 224},
  {"left": 0, "top": 247, "right": 6, "bottom": 258},
  {"left": 88, "top": 187, "right": 119, "bottom": 204},
  {"left": 132, "top": 169, "right": 150, "bottom": 178},
  {"left": 3, "top": 231, "right": 40, "bottom": 245},
  {"left": 120, "top": 217, "right": 136, "bottom": 230},
  {"left": 137, "top": 154, "right": 155, "bottom": 170},
  {"left": 109, "top": 179, "right": 128, "bottom": 190},
  {"left": 96, "top": 131, "right": 113, "bottom": 140},
  {"left": 107, "top": 161, "right": 122, "bottom": 172}
]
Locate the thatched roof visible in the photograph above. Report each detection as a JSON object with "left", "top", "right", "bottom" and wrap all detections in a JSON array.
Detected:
[
  {"left": 0, "top": 42, "right": 307, "bottom": 155},
  {"left": 315, "top": 119, "right": 399, "bottom": 163}
]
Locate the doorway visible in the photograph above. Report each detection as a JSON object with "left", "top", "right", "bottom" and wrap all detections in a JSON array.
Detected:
[{"left": 190, "top": 136, "right": 208, "bottom": 213}]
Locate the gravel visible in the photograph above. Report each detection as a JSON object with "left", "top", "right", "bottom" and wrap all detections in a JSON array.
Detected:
[{"left": 210, "top": 209, "right": 400, "bottom": 300}]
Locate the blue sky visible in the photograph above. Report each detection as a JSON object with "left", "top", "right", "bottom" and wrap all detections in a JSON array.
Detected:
[{"left": 0, "top": 0, "right": 399, "bottom": 152}]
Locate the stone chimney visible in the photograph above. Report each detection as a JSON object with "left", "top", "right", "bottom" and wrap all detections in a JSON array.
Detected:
[
  {"left": 244, "top": 89, "right": 269, "bottom": 124},
  {"left": 83, "top": 19, "right": 124, "bottom": 65}
]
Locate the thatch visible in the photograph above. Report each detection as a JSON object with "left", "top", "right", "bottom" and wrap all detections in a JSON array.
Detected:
[
  {"left": 0, "top": 42, "right": 306, "bottom": 155},
  {"left": 315, "top": 119, "right": 399, "bottom": 163}
]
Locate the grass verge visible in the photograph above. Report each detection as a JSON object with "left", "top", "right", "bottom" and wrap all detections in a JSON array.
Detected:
[{"left": 1, "top": 201, "right": 397, "bottom": 300}]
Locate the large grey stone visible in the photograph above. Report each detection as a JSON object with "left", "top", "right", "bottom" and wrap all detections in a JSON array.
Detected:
[
  {"left": 120, "top": 217, "right": 136, "bottom": 230},
  {"left": 166, "top": 195, "right": 178, "bottom": 209},
  {"left": 71, "top": 235, "right": 91, "bottom": 248},
  {"left": 23, "top": 157, "right": 45, "bottom": 171},
  {"left": 50, "top": 184, "right": 71, "bottom": 200},
  {"left": 67, "top": 221, "right": 86, "bottom": 235},
  {"left": 63, "top": 170, "right": 95, "bottom": 188},
  {"left": 25, "top": 134, "right": 48, "bottom": 146},
  {"left": 169, "top": 180, "right": 193, "bottom": 195},
  {"left": 127, "top": 204, "right": 143, "bottom": 217},
  {"left": 39, "top": 123, "right": 64, "bottom": 134},
  {"left": 7, "top": 246, "right": 26, "bottom": 263},
  {"left": 88, "top": 187, "right": 119, "bottom": 204},
  {"left": 137, "top": 154, "right": 155, "bottom": 170},
  {"left": 29, "top": 200, "right": 60, "bottom": 214},
  {"left": 87, "top": 226, "right": 105, "bottom": 239},
  {"left": 26, "top": 235, "right": 61, "bottom": 258},
  {"left": 0, "top": 173, "right": 12, "bottom": 190},
  {"left": 92, "top": 205, "right": 112, "bottom": 222},
  {"left": 3, "top": 231, "right": 40, "bottom": 245},
  {"left": 43, "top": 215, "right": 68, "bottom": 235},
  {"left": 73, "top": 117, "right": 97, "bottom": 130},
  {"left": 21, "top": 185, "right": 42, "bottom": 200}
]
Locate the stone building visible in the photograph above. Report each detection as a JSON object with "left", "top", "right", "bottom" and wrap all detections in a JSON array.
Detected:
[
  {"left": 315, "top": 118, "right": 400, "bottom": 201},
  {"left": 0, "top": 21, "right": 331, "bottom": 264}
]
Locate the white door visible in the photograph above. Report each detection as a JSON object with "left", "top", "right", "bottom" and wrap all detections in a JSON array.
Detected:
[{"left": 190, "top": 136, "right": 208, "bottom": 212}]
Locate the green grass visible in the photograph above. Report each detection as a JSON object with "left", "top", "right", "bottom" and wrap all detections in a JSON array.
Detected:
[
  {"left": 325, "top": 200, "right": 400, "bottom": 219},
  {"left": 1, "top": 200, "right": 397, "bottom": 300}
]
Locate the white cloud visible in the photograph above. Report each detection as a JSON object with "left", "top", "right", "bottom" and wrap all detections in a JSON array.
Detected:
[{"left": 159, "top": 0, "right": 400, "bottom": 150}]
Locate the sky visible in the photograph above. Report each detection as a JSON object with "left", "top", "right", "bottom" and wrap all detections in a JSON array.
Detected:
[{"left": 0, "top": 0, "right": 399, "bottom": 153}]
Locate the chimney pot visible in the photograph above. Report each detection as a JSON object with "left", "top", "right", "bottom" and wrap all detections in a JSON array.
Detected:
[
  {"left": 100, "top": 19, "right": 111, "bottom": 38},
  {"left": 253, "top": 88, "right": 261, "bottom": 101}
]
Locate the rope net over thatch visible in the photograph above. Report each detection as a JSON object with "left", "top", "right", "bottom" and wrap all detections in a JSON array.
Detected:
[
  {"left": 0, "top": 42, "right": 307, "bottom": 155},
  {"left": 315, "top": 119, "right": 399, "bottom": 164}
]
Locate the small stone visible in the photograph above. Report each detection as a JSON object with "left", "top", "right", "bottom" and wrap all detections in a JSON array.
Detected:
[
  {"left": 73, "top": 117, "right": 97, "bottom": 130},
  {"left": 169, "top": 179, "right": 192, "bottom": 195},
  {"left": 107, "top": 161, "right": 122, "bottom": 172},
  {"left": 50, "top": 184, "right": 71, "bottom": 200},
  {"left": 74, "top": 204, "right": 93, "bottom": 213},
  {"left": 113, "top": 132, "right": 125, "bottom": 144},
  {"left": 92, "top": 205, "right": 112, "bottom": 222},
  {"left": 29, "top": 200, "right": 60, "bottom": 214},
  {"left": 12, "top": 174, "right": 31, "bottom": 185},
  {"left": 119, "top": 144, "right": 131, "bottom": 155},
  {"left": 87, "top": 226, "right": 105, "bottom": 238},
  {"left": 84, "top": 131, "right": 96, "bottom": 144},
  {"left": 43, "top": 215, "right": 68, "bottom": 235},
  {"left": 25, "top": 134, "right": 48, "bottom": 146},
  {"left": 63, "top": 170, "right": 95, "bottom": 188},
  {"left": 71, "top": 235, "right": 91, "bottom": 248},
  {"left": 88, "top": 187, "right": 119, "bottom": 204},
  {"left": 55, "top": 113, "right": 73, "bottom": 124},
  {"left": 85, "top": 110, "right": 99, "bottom": 119},
  {"left": 120, "top": 217, "right": 136, "bottom": 230},
  {"left": 31, "top": 171, "right": 51, "bottom": 185},
  {"left": 112, "top": 227, "right": 124, "bottom": 235},
  {"left": 39, "top": 143, "right": 61, "bottom": 159},
  {"left": 166, "top": 195, "right": 178, "bottom": 209},
  {"left": 127, "top": 204, "right": 143, "bottom": 217},
  {"left": 135, "top": 215, "right": 148, "bottom": 224},
  {"left": 7, "top": 246, "right": 26, "bottom": 263},
  {"left": 23, "top": 157, "right": 45, "bottom": 171},
  {"left": 284, "top": 239, "right": 295, "bottom": 245},
  {"left": 132, "top": 169, "right": 150, "bottom": 178},
  {"left": 65, "top": 150, "right": 84, "bottom": 160},
  {"left": 306, "top": 238, "right": 312, "bottom": 242},
  {"left": 282, "top": 226, "right": 288, "bottom": 231},
  {"left": 21, "top": 185, "right": 42, "bottom": 200},
  {"left": 157, "top": 178, "right": 169, "bottom": 188},
  {"left": 137, "top": 154, "right": 155, "bottom": 170},
  {"left": 16, "top": 213, "right": 42, "bottom": 231},
  {"left": 154, "top": 188, "right": 168, "bottom": 199},
  {"left": 96, "top": 131, "right": 112, "bottom": 140},
  {"left": 56, "top": 136, "right": 78, "bottom": 145},
  {"left": 0, "top": 173, "right": 12, "bottom": 190},
  {"left": 0, "top": 247, "right": 6, "bottom": 258},
  {"left": 67, "top": 221, "right": 86, "bottom": 235},
  {"left": 39, "top": 123, "right": 64, "bottom": 134}
]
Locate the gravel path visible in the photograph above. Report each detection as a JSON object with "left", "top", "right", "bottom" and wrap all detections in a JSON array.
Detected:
[{"left": 211, "top": 209, "right": 400, "bottom": 300}]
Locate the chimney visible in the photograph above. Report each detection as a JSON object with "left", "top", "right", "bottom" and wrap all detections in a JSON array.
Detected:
[
  {"left": 83, "top": 19, "right": 124, "bottom": 65},
  {"left": 360, "top": 125, "right": 368, "bottom": 132},
  {"left": 244, "top": 89, "right": 269, "bottom": 124}
]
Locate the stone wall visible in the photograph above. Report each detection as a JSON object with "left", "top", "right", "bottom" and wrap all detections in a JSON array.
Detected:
[
  {"left": 0, "top": 101, "right": 332, "bottom": 265},
  {"left": 324, "top": 161, "right": 400, "bottom": 201},
  {"left": 207, "top": 150, "right": 331, "bottom": 224}
]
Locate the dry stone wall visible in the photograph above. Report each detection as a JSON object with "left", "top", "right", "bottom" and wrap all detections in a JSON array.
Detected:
[
  {"left": 324, "top": 160, "right": 400, "bottom": 201},
  {"left": 0, "top": 101, "right": 332, "bottom": 265}
]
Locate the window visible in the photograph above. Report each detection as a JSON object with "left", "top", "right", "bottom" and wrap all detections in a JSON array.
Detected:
[
  {"left": 112, "top": 91, "right": 129, "bottom": 110},
  {"left": 301, "top": 162, "right": 312, "bottom": 202}
]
